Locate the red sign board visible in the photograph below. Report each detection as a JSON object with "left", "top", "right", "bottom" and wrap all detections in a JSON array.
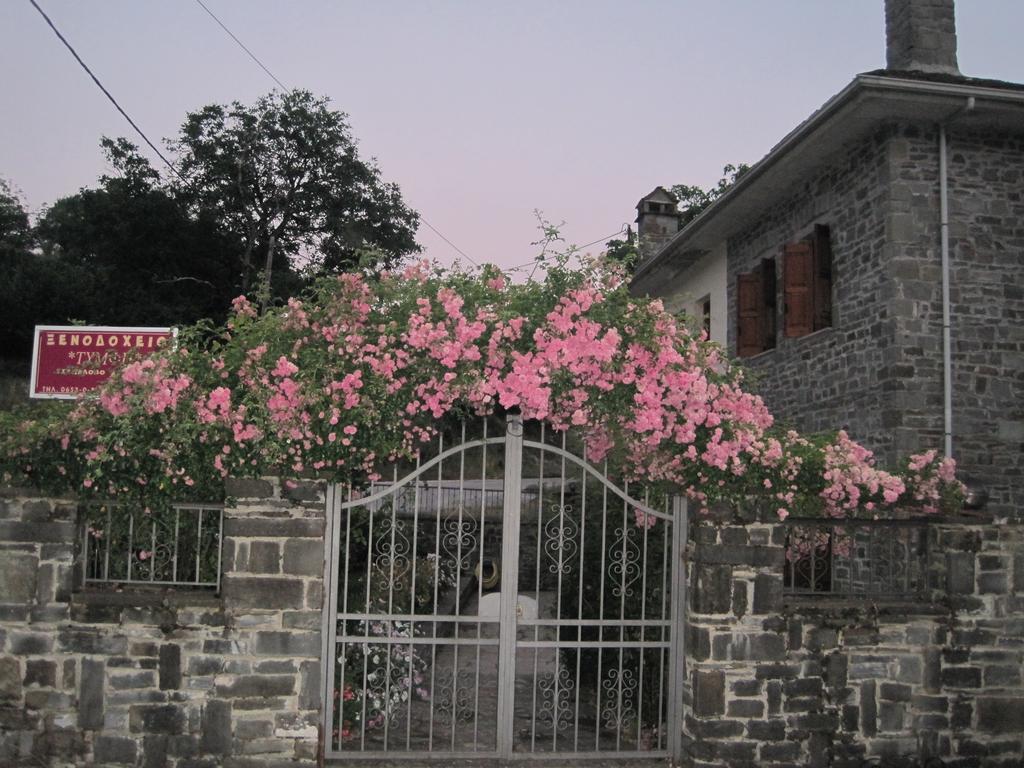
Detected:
[{"left": 30, "top": 326, "right": 176, "bottom": 399}]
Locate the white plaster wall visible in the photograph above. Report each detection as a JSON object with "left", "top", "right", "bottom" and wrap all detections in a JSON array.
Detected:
[{"left": 658, "top": 241, "right": 727, "bottom": 345}]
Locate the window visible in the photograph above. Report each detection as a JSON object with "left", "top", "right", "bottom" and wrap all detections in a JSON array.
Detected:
[
  {"left": 735, "top": 224, "right": 833, "bottom": 357},
  {"left": 736, "top": 257, "right": 776, "bottom": 357},
  {"left": 699, "top": 295, "right": 711, "bottom": 338},
  {"left": 783, "top": 224, "right": 833, "bottom": 338}
]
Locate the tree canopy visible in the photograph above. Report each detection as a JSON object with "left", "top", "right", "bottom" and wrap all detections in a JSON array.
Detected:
[
  {"left": 171, "top": 90, "right": 420, "bottom": 294},
  {"left": 0, "top": 90, "right": 422, "bottom": 368}
]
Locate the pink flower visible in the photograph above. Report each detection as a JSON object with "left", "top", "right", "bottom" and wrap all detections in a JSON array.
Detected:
[{"left": 272, "top": 356, "right": 299, "bottom": 377}]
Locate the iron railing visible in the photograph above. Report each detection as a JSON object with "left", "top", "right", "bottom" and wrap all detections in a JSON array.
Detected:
[
  {"left": 80, "top": 501, "right": 224, "bottom": 590},
  {"left": 782, "top": 518, "right": 931, "bottom": 600}
]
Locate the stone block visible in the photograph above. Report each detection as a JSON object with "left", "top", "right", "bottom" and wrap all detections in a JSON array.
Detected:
[
  {"left": 695, "top": 543, "right": 784, "bottom": 568},
  {"left": 688, "top": 625, "right": 710, "bottom": 661},
  {"left": 784, "top": 676, "right": 823, "bottom": 698},
  {"left": 236, "top": 719, "right": 273, "bottom": 740},
  {"left": 692, "top": 670, "right": 724, "bottom": 716},
  {"left": 879, "top": 682, "right": 912, "bottom": 702},
  {"left": 976, "top": 697, "right": 1024, "bottom": 734},
  {"left": 767, "top": 680, "right": 782, "bottom": 715},
  {"left": 731, "top": 578, "right": 748, "bottom": 617},
  {"left": 951, "top": 699, "right": 972, "bottom": 730},
  {"left": 253, "top": 631, "right": 320, "bottom": 657},
  {"left": 684, "top": 715, "right": 743, "bottom": 739},
  {"left": 879, "top": 701, "right": 905, "bottom": 732},
  {"left": 142, "top": 735, "right": 169, "bottom": 768},
  {"left": 283, "top": 539, "right": 323, "bottom": 576},
  {"left": 282, "top": 610, "right": 321, "bottom": 629},
  {"left": 692, "top": 564, "right": 731, "bottom": 614},
  {"left": 0, "top": 657, "right": 22, "bottom": 702},
  {"left": 24, "top": 659, "right": 57, "bottom": 688},
  {"left": 946, "top": 551, "right": 975, "bottom": 594},
  {"left": 215, "top": 675, "right": 295, "bottom": 698},
  {"left": 94, "top": 735, "right": 138, "bottom": 764},
  {"left": 861, "top": 680, "right": 877, "bottom": 737},
  {"left": 159, "top": 644, "right": 182, "bottom": 690},
  {"left": 10, "top": 631, "right": 53, "bottom": 656},
  {"left": 224, "top": 478, "right": 275, "bottom": 498},
  {"left": 746, "top": 718, "right": 785, "bottom": 741},
  {"left": 298, "top": 660, "right": 320, "bottom": 710},
  {"left": 941, "top": 667, "right": 981, "bottom": 689},
  {"left": 732, "top": 679, "right": 761, "bottom": 696},
  {"left": 727, "top": 698, "right": 764, "bottom": 718},
  {"left": 221, "top": 575, "right": 305, "bottom": 609},
  {"left": 753, "top": 573, "right": 783, "bottom": 614},
  {"left": 200, "top": 699, "right": 232, "bottom": 754},
  {"left": 58, "top": 628, "right": 128, "bottom": 656},
  {"left": 0, "top": 553, "right": 38, "bottom": 603},
  {"left": 760, "top": 740, "right": 801, "bottom": 761},
  {"left": 248, "top": 541, "right": 281, "bottom": 574},
  {"left": 978, "top": 572, "right": 1007, "bottom": 594},
  {"left": 129, "top": 704, "right": 187, "bottom": 735},
  {"left": 79, "top": 658, "right": 105, "bottom": 730},
  {"left": 983, "top": 664, "right": 1022, "bottom": 687},
  {"left": 0, "top": 520, "right": 75, "bottom": 543},
  {"left": 735, "top": 632, "right": 785, "bottom": 661},
  {"left": 223, "top": 517, "right": 323, "bottom": 538}
]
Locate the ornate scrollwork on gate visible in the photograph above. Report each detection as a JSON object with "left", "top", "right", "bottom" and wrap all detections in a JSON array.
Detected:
[
  {"left": 433, "top": 669, "right": 475, "bottom": 724},
  {"left": 373, "top": 515, "right": 412, "bottom": 582},
  {"left": 608, "top": 525, "right": 641, "bottom": 597},
  {"left": 543, "top": 504, "right": 579, "bottom": 575},
  {"left": 600, "top": 666, "right": 638, "bottom": 733},
  {"left": 537, "top": 664, "right": 575, "bottom": 731},
  {"left": 441, "top": 513, "right": 479, "bottom": 571}
]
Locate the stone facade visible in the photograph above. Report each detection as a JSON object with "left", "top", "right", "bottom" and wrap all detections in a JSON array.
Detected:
[
  {"left": 0, "top": 480, "right": 326, "bottom": 767},
  {"left": 727, "top": 122, "right": 1024, "bottom": 515},
  {"left": 685, "top": 510, "right": 1024, "bottom": 767}
]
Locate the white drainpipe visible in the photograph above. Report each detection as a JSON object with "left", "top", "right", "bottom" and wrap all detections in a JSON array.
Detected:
[
  {"left": 939, "top": 123, "right": 952, "bottom": 459},
  {"left": 938, "top": 97, "right": 975, "bottom": 459}
]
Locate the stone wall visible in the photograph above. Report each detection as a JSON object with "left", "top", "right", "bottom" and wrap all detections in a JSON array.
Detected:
[
  {"left": 727, "top": 125, "right": 897, "bottom": 460},
  {"left": 0, "top": 479, "right": 326, "bottom": 767},
  {"left": 727, "top": 121, "right": 1024, "bottom": 516},
  {"left": 685, "top": 511, "right": 1024, "bottom": 767}
]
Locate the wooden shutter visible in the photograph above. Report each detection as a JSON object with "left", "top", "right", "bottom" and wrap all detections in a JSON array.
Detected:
[
  {"left": 812, "top": 224, "right": 833, "bottom": 331},
  {"left": 737, "top": 272, "right": 764, "bottom": 357},
  {"left": 783, "top": 242, "right": 814, "bottom": 338}
]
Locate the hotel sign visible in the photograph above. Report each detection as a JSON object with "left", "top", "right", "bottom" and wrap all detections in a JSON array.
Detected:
[{"left": 30, "top": 325, "right": 176, "bottom": 399}]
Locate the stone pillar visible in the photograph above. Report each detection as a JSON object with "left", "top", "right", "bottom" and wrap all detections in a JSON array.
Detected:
[{"left": 885, "top": 0, "right": 960, "bottom": 75}]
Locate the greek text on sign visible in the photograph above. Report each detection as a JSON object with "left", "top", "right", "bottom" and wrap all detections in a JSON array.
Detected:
[{"left": 30, "top": 325, "right": 176, "bottom": 399}]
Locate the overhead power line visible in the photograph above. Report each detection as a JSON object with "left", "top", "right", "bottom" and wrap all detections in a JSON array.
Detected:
[
  {"left": 27, "top": 0, "right": 183, "bottom": 181},
  {"left": 419, "top": 217, "right": 479, "bottom": 267},
  {"left": 191, "top": 0, "right": 478, "bottom": 267},
  {"left": 193, "top": 0, "right": 288, "bottom": 91}
]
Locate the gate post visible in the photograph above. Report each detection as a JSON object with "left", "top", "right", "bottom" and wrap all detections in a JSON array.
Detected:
[
  {"left": 495, "top": 414, "right": 524, "bottom": 760},
  {"left": 667, "top": 495, "right": 688, "bottom": 765}
]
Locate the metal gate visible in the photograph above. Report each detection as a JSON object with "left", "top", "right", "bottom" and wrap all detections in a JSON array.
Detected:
[{"left": 321, "top": 415, "right": 687, "bottom": 762}]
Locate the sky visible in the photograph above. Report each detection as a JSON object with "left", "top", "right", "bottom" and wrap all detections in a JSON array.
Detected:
[{"left": 4, "top": 1, "right": 1024, "bottom": 272}]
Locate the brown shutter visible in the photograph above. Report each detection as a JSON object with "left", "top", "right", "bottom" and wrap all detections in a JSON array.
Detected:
[
  {"left": 737, "top": 272, "right": 764, "bottom": 357},
  {"left": 784, "top": 242, "right": 814, "bottom": 338},
  {"left": 812, "top": 224, "right": 833, "bottom": 331}
]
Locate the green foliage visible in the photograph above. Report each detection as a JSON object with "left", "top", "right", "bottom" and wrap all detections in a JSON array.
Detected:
[
  {"left": 670, "top": 163, "right": 750, "bottom": 226},
  {"left": 171, "top": 89, "right": 420, "bottom": 293}
]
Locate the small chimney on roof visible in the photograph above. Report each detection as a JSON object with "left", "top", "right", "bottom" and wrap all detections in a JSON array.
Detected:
[
  {"left": 635, "top": 187, "right": 680, "bottom": 264},
  {"left": 885, "top": 0, "right": 960, "bottom": 75}
]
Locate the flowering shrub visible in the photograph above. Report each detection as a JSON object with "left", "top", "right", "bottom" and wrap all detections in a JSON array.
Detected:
[{"left": 0, "top": 253, "right": 963, "bottom": 519}]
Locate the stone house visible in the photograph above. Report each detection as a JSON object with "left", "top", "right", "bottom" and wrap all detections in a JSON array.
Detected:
[{"left": 630, "top": 0, "right": 1024, "bottom": 516}]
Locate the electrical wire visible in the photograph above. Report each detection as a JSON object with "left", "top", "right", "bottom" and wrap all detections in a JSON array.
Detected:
[
  {"left": 419, "top": 217, "right": 479, "bottom": 267},
  {"left": 190, "top": 1, "right": 478, "bottom": 268},
  {"left": 193, "top": 0, "right": 288, "bottom": 91},
  {"left": 27, "top": 0, "right": 183, "bottom": 181},
  {"left": 507, "top": 224, "right": 629, "bottom": 271}
]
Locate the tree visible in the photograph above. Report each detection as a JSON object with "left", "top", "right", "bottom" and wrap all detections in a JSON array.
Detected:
[
  {"left": 170, "top": 89, "right": 420, "bottom": 296},
  {"left": 32, "top": 138, "right": 241, "bottom": 329},
  {"left": 670, "top": 163, "right": 750, "bottom": 227},
  {"left": 0, "top": 179, "right": 32, "bottom": 256}
]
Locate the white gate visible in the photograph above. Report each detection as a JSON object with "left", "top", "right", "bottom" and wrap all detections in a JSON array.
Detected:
[{"left": 321, "top": 415, "right": 687, "bottom": 762}]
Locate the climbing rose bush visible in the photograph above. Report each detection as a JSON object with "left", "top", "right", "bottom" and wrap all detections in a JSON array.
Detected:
[{"left": 0, "top": 256, "right": 963, "bottom": 518}]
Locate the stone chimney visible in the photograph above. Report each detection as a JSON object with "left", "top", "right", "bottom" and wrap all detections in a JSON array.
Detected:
[
  {"left": 635, "top": 187, "right": 680, "bottom": 263},
  {"left": 885, "top": 0, "right": 960, "bottom": 75}
]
